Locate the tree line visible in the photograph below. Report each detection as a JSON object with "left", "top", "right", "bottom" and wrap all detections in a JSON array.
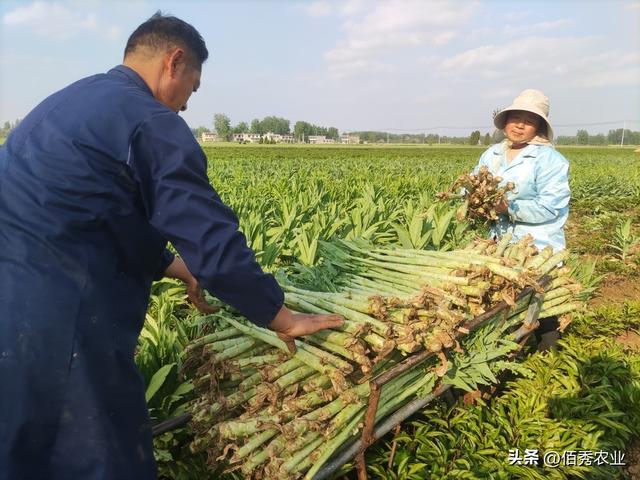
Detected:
[
  {"left": 193, "top": 114, "right": 341, "bottom": 142},
  {"left": 349, "top": 131, "right": 495, "bottom": 145},
  {"left": 4, "top": 117, "right": 635, "bottom": 146},
  {"left": 0, "top": 119, "right": 21, "bottom": 138},
  {"left": 556, "top": 128, "right": 640, "bottom": 146}
]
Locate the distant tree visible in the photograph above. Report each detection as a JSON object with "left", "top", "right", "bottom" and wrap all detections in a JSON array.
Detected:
[
  {"left": 482, "top": 132, "right": 492, "bottom": 145},
  {"left": 260, "top": 116, "right": 290, "bottom": 135},
  {"left": 192, "top": 126, "right": 210, "bottom": 139},
  {"left": 607, "top": 129, "right": 623, "bottom": 145},
  {"left": 576, "top": 129, "right": 589, "bottom": 145},
  {"left": 1, "top": 119, "right": 21, "bottom": 138},
  {"left": 425, "top": 134, "right": 439, "bottom": 145},
  {"left": 0, "top": 121, "right": 10, "bottom": 137},
  {"left": 469, "top": 130, "right": 481, "bottom": 145},
  {"left": 233, "top": 121, "right": 249, "bottom": 134},
  {"left": 213, "top": 113, "right": 231, "bottom": 141},
  {"left": 590, "top": 133, "right": 606, "bottom": 145},
  {"left": 492, "top": 129, "right": 506, "bottom": 143},
  {"left": 250, "top": 119, "right": 263, "bottom": 135},
  {"left": 326, "top": 127, "right": 339, "bottom": 140},
  {"left": 294, "top": 121, "right": 313, "bottom": 142},
  {"left": 607, "top": 128, "right": 637, "bottom": 145}
]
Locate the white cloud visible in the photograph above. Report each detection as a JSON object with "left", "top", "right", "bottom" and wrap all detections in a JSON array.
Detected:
[
  {"left": 300, "top": 0, "right": 371, "bottom": 18},
  {"left": 414, "top": 91, "right": 449, "bottom": 104},
  {"left": 433, "top": 31, "right": 457, "bottom": 46},
  {"left": 502, "top": 19, "right": 573, "bottom": 36},
  {"left": 572, "top": 51, "right": 640, "bottom": 88},
  {"left": 337, "top": 0, "right": 369, "bottom": 16},
  {"left": 303, "top": 1, "right": 333, "bottom": 17},
  {"left": 438, "top": 36, "right": 640, "bottom": 89},
  {"left": 440, "top": 37, "right": 588, "bottom": 75},
  {"left": 327, "top": 59, "right": 392, "bottom": 79},
  {"left": 626, "top": 1, "right": 640, "bottom": 10},
  {"left": 322, "top": 0, "right": 479, "bottom": 78},
  {"left": 2, "top": 1, "right": 118, "bottom": 41},
  {"left": 104, "top": 25, "right": 123, "bottom": 42},
  {"left": 503, "top": 10, "right": 530, "bottom": 22}
]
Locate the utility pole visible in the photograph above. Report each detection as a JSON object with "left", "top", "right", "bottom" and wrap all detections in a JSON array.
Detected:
[{"left": 621, "top": 121, "right": 626, "bottom": 147}]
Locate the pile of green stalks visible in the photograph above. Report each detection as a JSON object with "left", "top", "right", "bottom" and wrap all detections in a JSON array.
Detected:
[
  {"left": 183, "top": 234, "right": 583, "bottom": 479},
  {"left": 436, "top": 165, "right": 515, "bottom": 222}
]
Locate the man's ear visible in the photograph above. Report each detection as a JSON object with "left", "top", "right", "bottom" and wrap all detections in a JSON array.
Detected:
[{"left": 167, "top": 48, "right": 186, "bottom": 77}]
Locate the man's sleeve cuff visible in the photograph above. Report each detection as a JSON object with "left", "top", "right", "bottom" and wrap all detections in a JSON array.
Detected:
[{"left": 154, "top": 249, "right": 175, "bottom": 280}]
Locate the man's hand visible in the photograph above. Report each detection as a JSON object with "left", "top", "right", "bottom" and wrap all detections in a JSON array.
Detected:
[
  {"left": 184, "top": 277, "right": 219, "bottom": 314},
  {"left": 164, "top": 256, "right": 219, "bottom": 314},
  {"left": 268, "top": 305, "right": 344, "bottom": 353}
]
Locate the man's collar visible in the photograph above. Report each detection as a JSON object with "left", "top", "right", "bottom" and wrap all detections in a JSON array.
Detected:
[{"left": 108, "top": 65, "right": 153, "bottom": 97}]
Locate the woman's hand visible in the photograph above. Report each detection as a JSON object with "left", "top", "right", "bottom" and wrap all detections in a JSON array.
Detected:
[
  {"left": 495, "top": 199, "right": 510, "bottom": 215},
  {"left": 268, "top": 305, "right": 344, "bottom": 353},
  {"left": 164, "top": 256, "right": 219, "bottom": 314}
]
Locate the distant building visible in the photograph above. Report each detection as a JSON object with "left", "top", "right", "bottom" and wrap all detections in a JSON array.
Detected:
[
  {"left": 263, "top": 132, "right": 295, "bottom": 143},
  {"left": 201, "top": 132, "right": 219, "bottom": 142},
  {"left": 340, "top": 134, "right": 360, "bottom": 144},
  {"left": 308, "top": 135, "right": 336, "bottom": 144},
  {"left": 233, "top": 133, "right": 262, "bottom": 143},
  {"left": 232, "top": 132, "right": 296, "bottom": 144}
]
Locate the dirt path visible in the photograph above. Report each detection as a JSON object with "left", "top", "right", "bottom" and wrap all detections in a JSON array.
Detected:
[{"left": 589, "top": 274, "right": 640, "bottom": 307}]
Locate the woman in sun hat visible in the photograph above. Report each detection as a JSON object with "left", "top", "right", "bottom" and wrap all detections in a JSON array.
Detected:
[
  {"left": 474, "top": 89, "right": 570, "bottom": 252},
  {"left": 473, "top": 89, "right": 571, "bottom": 350}
]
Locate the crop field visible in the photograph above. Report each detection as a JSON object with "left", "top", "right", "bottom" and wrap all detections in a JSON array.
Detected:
[{"left": 138, "top": 145, "right": 640, "bottom": 479}]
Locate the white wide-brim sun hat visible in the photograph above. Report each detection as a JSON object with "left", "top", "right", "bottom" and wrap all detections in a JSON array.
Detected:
[{"left": 493, "top": 89, "right": 554, "bottom": 142}]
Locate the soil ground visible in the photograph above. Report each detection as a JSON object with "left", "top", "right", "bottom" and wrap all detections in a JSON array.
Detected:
[
  {"left": 627, "top": 440, "right": 640, "bottom": 480},
  {"left": 589, "top": 274, "right": 640, "bottom": 307}
]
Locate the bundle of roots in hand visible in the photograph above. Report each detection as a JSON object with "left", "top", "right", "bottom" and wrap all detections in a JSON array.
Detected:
[{"left": 436, "top": 165, "right": 515, "bottom": 222}]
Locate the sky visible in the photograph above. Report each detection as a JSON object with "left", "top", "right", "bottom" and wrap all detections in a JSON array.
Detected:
[{"left": 1, "top": 0, "right": 639, "bottom": 137}]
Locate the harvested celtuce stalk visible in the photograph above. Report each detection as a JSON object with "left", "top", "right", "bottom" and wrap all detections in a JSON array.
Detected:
[
  {"left": 436, "top": 165, "right": 515, "bottom": 222},
  {"left": 183, "top": 236, "right": 584, "bottom": 479}
]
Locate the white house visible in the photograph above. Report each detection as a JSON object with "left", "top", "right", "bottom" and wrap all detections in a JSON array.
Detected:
[
  {"left": 233, "top": 133, "right": 262, "bottom": 143},
  {"left": 308, "top": 135, "right": 325, "bottom": 144},
  {"left": 201, "top": 132, "right": 219, "bottom": 142},
  {"left": 340, "top": 134, "right": 360, "bottom": 144},
  {"left": 263, "top": 132, "right": 295, "bottom": 143}
]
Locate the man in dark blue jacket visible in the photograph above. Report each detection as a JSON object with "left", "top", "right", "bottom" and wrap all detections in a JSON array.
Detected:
[{"left": 0, "top": 13, "right": 341, "bottom": 479}]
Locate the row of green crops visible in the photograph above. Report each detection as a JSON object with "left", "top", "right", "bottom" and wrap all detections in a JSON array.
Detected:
[
  {"left": 201, "top": 146, "right": 640, "bottom": 268},
  {"left": 137, "top": 145, "right": 640, "bottom": 479}
]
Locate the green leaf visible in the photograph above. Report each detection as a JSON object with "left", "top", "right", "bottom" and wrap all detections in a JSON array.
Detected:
[{"left": 145, "top": 363, "right": 176, "bottom": 403}]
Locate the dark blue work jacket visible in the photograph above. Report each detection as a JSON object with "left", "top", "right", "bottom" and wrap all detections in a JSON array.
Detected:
[{"left": 0, "top": 65, "right": 283, "bottom": 479}]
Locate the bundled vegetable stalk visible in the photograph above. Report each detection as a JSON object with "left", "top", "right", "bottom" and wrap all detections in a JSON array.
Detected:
[
  {"left": 183, "top": 235, "right": 583, "bottom": 479},
  {"left": 436, "top": 165, "right": 515, "bottom": 222}
]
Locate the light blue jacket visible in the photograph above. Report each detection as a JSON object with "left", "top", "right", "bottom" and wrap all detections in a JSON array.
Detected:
[{"left": 474, "top": 142, "right": 570, "bottom": 252}]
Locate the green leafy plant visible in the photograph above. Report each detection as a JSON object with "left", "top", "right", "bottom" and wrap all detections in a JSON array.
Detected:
[{"left": 606, "top": 217, "right": 639, "bottom": 263}]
